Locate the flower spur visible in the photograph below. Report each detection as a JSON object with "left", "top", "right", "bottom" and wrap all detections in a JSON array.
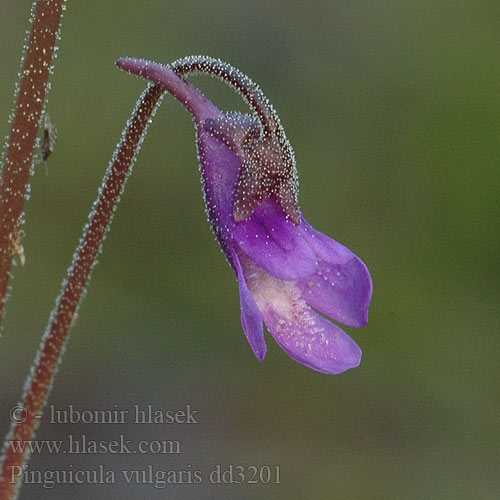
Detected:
[{"left": 117, "top": 56, "right": 373, "bottom": 374}]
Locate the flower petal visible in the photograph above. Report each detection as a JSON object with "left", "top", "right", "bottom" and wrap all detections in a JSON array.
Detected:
[
  {"left": 297, "top": 219, "right": 373, "bottom": 327},
  {"left": 242, "top": 255, "right": 361, "bottom": 374},
  {"left": 265, "top": 307, "right": 362, "bottom": 374},
  {"left": 230, "top": 249, "right": 267, "bottom": 360},
  {"left": 233, "top": 199, "right": 317, "bottom": 281},
  {"left": 197, "top": 114, "right": 262, "bottom": 241},
  {"left": 196, "top": 126, "right": 239, "bottom": 249},
  {"left": 196, "top": 119, "right": 270, "bottom": 360}
]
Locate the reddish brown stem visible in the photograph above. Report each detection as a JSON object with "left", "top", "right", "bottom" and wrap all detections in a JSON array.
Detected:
[
  {"left": 172, "top": 56, "right": 281, "bottom": 138},
  {"left": 0, "top": 0, "right": 65, "bottom": 328},
  {"left": 0, "top": 84, "right": 164, "bottom": 500}
]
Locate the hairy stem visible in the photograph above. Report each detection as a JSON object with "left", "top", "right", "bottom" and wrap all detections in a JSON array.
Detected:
[
  {"left": 171, "top": 55, "right": 282, "bottom": 138},
  {"left": 0, "top": 0, "right": 66, "bottom": 329},
  {"left": 0, "top": 84, "right": 164, "bottom": 500}
]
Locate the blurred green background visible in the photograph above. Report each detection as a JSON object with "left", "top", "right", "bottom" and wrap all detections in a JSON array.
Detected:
[{"left": 1, "top": 1, "right": 499, "bottom": 498}]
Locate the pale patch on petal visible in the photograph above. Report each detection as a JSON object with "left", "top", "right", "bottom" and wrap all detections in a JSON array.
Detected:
[{"left": 241, "top": 254, "right": 362, "bottom": 374}]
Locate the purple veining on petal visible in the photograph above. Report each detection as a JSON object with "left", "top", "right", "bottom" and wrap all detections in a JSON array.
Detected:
[
  {"left": 297, "top": 259, "right": 371, "bottom": 328},
  {"left": 297, "top": 219, "right": 373, "bottom": 327},
  {"left": 233, "top": 198, "right": 317, "bottom": 281},
  {"left": 299, "top": 218, "right": 359, "bottom": 265}
]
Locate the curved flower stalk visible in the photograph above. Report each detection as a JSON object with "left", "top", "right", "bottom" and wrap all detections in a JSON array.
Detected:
[
  {"left": 0, "top": 84, "right": 164, "bottom": 499},
  {"left": 117, "top": 57, "right": 373, "bottom": 374}
]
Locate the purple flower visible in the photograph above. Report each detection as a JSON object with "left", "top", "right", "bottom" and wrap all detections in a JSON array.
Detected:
[{"left": 117, "top": 56, "right": 373, "bottom": 374}]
